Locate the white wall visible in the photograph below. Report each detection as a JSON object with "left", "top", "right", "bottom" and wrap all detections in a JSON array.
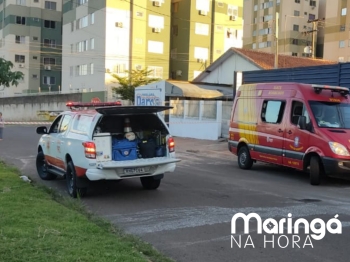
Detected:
[
  {"left": 169, "top": 100, "right": 222, "bottom": 140},
  {"left": 199, "top": 53, "right": 260, "bottom": 85}
]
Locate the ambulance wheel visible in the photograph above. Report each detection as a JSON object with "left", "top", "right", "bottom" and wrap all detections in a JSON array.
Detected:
[
  {"left": 238, "top": 146, "right": 253, "bottom": 170},
  {"left": 309, "top": 156, "right": 323, "bottom": 186},
  {"left": 66, "top": 161, "right": 87, "bottom": 198},
  {"left": 140, "top": 176, "right": 161, "bottom": 190},
  {"left": 36, "top": 151, "right": 57, "bottom": 180}
]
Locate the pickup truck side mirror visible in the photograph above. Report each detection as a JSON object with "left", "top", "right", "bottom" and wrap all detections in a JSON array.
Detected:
[{"left": 36, "top": 126, "right": 48, "bottom": 134}]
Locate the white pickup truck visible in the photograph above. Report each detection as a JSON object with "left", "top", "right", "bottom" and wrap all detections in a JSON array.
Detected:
[{"left": 35, "top": 102, "right": 181, "bottom": 198}]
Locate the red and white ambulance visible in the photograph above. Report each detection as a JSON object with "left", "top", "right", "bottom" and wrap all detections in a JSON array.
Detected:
[
  {"left": 36, "top": 102, "right": 180, "bottom": 197},
  {"left": 228, "top": 82, "right": 350, "bottom": 185}
]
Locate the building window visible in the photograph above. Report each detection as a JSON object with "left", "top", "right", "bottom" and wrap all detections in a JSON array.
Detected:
[
  {"left": 292, "top": 52, "right": 298, "bottom": 56},
  {"left": 70, "top": 44, "right": 74, "bottom": 53},
  {"left": 77, "top": 16, "right": 88, "bottom": 29},
  {"left": 294, "top": 10, "right": 300, "bottom": 16},
  {"left": 148, "top": 40, "right": 164, "bottom": 54},
  {"left": 15, "top": 35, "right": 25, "bottom": 44},
  {"left": 309, "top": 14, "right": 315, "bottom": 20},
  {"left": 148, "top": 15, "right": 164, "bottom": 29},
  {"left": 342, "top": 8, "right": 347, "bottom": 16},
  {"left": 90, "top": 63, "right": 94, "bottom": 74},
  {"left": 136, "top": 11, "right": 143, "bottom": 17},
  {"left": 16, "top": 16, "right": 26, "bottom": 25},
  {"left": 172, "top": 25, "right": 178, "bottom": 36},
  {"left": 91, "top": 13, "right": 95, "bottom": 24},
  {"left": 310, "top": 0, "right": 316, "bottom": 7},
  {"left": 44, "top": 20, "right": 56, "bottom": 29},
  {"left": 292, "top": 39, "right": 299, "bottom": 45},
  {"left": 295, "top": 0, "right": 300, "bottom": 3},
  {"left": 340, "top": 25, "right": 346, "bottom": 31},
  {"left": 147, "top": 66, "right": 163, "bottom": 78},
  {"left": 43, "top": 76, "right": 55, "bottom": 85},
  {"left": 77, "top": 64, "right": 88, "bottom": 75},
  {"left": 33, "top": 56, "right": 38, "bottom": 60},
  {"left": 339, "top": 57, "right": 345, "bottom": 62},
  {"left": 252, "top": 43, "right": 257, "bottom": 49},
  {"left": 261, "top": 100, "right": 286, "bottom": 124},
  {"left": 32, "top": 74, "right": 38, "bottom": 79},
  {"left": 43, "top": 58, "right": 55, "bottom": 65},
  {"left": 276, "top": 0, "right": 280, "bottom": 5},
  {"left": 339, "top": 40, "right": 345, "bottom": 48},
  {"left": 112, "top": 64, "right": 126, "bottom": 74},
  {"left": 45, "top": 1, "right": 56, "bottom": 10},
  {"left": 254, "top": 4, "right": 258, "bottom": 11},
  {"left": 293, "top": 24, "right": 299, "bottom": 31},
  {"left": 43, "top": 39, "right": 56, "bottom": 47},
  {"left": 194, "top": 47, "right": 208, "bottom": 61},
  {"left": 16, "top": 0, "right": 26, "bottom": 5},
  {"left": 71, "top": 22, "right": 74, "bottom": 31},
  {"left": 90, "top": 38, "right": 95, "bottom": 49},
  {"left": 195, "top": 23, "right": 209, "bottom": 35},
  {"left": 15, "top": 55, "right": 25, "bottom": 63},
  {"left": 227, "top": 5, "right": 238, "bottom": 17}
]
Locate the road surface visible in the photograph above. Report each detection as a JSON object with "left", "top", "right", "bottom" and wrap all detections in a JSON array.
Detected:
[{"left": 1, "top": 126, "right": 350, "bottom": 262}]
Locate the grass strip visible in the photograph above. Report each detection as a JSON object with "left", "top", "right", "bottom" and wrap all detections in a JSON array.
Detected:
[{"left": 0, "top": 162, "right": 174, "bottom": 262}]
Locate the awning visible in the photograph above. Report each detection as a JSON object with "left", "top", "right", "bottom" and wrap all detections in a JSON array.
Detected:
[{"left": 165, "top": 81, "right": 225, "bottom": 99}]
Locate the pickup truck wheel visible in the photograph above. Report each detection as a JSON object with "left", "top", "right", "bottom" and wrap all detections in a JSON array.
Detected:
[
  {"left": 238, "top": 146, "right": 253, "bottom": 170},
  {"left": 140, "top": 176, "right": 161, "bottom": 190},
  {"left": 66, "top": 161, "right": 87, "bottom": 198},
  {"left": 310, "top": 156, "right": 323, "bottom": 186},
  {"left": 36, "top": 151, "right": 57, "bottom": 180}
]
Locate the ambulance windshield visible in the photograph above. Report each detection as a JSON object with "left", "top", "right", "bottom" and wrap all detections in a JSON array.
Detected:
[{"left": 309, "top": 101, "right": 350, "bottom": 129}]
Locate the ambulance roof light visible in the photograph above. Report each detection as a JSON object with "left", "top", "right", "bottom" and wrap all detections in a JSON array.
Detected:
[
  {"left": 312, "top": 84, "right": 350, "bottom": 97},
  {"left": 66, "top": 101, "right": 122, "bottom": 109}
]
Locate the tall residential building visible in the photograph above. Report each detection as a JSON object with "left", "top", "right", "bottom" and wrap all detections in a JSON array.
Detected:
[
  {"left": 62, "top": 0, "right": 171, "bottom": 94},
  {"left": 0, "top": 0, "right": 62, "bottom": 97},
  {"left": 322, "top": 0, "right": 350, "bottom": 62},
  {"left": 170, "top": 0, "right": 243, "bottom": 81},
  {"left": 243, "top": 0, "right": 321, "bottom": 58}
]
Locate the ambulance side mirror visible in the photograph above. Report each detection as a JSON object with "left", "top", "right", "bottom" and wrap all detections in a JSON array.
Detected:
[{"left": 298, "top": 116, "right": 307, "bottom": 131}]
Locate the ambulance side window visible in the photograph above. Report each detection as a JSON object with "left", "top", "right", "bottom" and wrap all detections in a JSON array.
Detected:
[{"left": 261, "top": 100, "right": 285, "bottom": 124}]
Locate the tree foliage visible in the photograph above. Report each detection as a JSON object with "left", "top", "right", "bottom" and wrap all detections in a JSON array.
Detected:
[
  {"left": 0, "top": 58, "right": 24, "bottom": 90},
  {"left": 111, "top": 69, "right": 160, "bottom": 102}
]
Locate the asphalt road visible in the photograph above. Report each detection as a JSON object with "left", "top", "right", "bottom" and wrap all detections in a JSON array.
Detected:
[{"left": 1, "top": 126, "right": 350, "bottom": 262}]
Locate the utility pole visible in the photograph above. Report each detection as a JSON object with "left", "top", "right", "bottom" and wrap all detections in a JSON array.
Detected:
[
  {"left": 305, "top": 18, "right": 324, "bottom": 59},
  {"left": 274, "top": 12, "right": 279, "bottom": 69}
]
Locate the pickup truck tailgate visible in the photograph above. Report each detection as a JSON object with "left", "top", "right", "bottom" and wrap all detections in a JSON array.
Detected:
[{"left": 96, "top": 157, "right": 181, "bottom": 169}]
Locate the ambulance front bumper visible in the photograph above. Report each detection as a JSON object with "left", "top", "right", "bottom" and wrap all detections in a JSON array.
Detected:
[{"left": 322, "top": 157, "right": 350, "bottom": 177}]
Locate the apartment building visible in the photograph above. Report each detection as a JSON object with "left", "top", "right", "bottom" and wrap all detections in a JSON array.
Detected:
[
  {"left": 170, "top": 0, "right": 243, "bottom": 81},
  {"left": 62, "top": 0, "right": 171, "bottom": 94},
  {"left": 243, "top": 0, "right": 321, "bottom": 58},
  {"left": 0, "top": 0, "right": 62, "bottom": 97},
  {"left": 322, "top": 0, "right": 350, "bottom": 62}
]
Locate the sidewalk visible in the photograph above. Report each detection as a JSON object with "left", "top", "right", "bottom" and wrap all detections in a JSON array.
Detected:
[{"left": 173, "top": 136, "right": 229, "bottom": 154}]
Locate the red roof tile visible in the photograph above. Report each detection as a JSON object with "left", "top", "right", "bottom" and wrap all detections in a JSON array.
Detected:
[{"left": 232, "top": 48, "right": 337, "bottom": 69}]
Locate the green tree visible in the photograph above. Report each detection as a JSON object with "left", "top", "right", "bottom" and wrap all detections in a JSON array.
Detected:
[
  {"left": 0, "top": 58, "right": 24, "bottom": 91},
  {"left": 111, "top": 68, "right": 160, "bottom": 103}
]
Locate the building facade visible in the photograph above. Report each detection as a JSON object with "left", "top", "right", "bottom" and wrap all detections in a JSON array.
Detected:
[
  {"left": 62, "top": 0, "right": 171, "bottom": 94},
  {"left": 169, "top": 0, "right": 243, "bottom": 81},
  {"left": 322, "top": 0, "right": 350, "bottom": 62},
  {"left": 243, "top": 0, "right": 321, "bottom": 58},
  {"left": 0, "top": 0, "right": 62, "bottom": 97}
]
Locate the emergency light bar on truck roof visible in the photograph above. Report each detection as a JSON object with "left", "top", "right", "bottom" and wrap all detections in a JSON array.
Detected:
[
  {"left": 66, "top": 101, "right": 122, "bottom": 109},
  {"left": 312, "top": 84, "right": 350, "bottom": 97}
]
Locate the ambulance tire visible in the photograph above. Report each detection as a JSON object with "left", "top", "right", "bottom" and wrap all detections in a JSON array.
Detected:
[
  {"left": 140, "top": 176, "right": 161, "bottom": 190},
  {"left": 66, "top": 161, "right": 87, "bottom": 198},
  {"left": 36, "top": 151, "right": 57, "bottom": 180},
  {"left": 238, "top": 146, "right": 253, "bottom": 170},
  {"left": 309, "top": 156, "right": 323, "bottom": 186}
]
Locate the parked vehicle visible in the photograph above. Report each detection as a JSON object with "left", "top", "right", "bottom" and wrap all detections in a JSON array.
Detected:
[
  {"left": 36, "top": 101, "right": 180, "bottom": 198},
  {"left": 228, "top": 82, "right": 350, "bottom": 185}
]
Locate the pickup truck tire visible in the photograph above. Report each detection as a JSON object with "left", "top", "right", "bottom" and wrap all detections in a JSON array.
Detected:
[
  {"left": 140, "top": 176, "right": 161, "bottom": 190},
  {"left": 310, "top": 156, "right": 323, "bottom": 186},
  {"left": 66, "top": 161, "right": 87, "bottom": 198},
  {"left": 238, "top": 146, "right": 253, "bottom": 170},
  {"left": 36, "top": 151, "right": 57, "bottom": 180}
]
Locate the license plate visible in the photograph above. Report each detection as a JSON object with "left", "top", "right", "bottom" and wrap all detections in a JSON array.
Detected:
[{"left": 124, "top": 167, "right": 149, "bottom": 174}]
